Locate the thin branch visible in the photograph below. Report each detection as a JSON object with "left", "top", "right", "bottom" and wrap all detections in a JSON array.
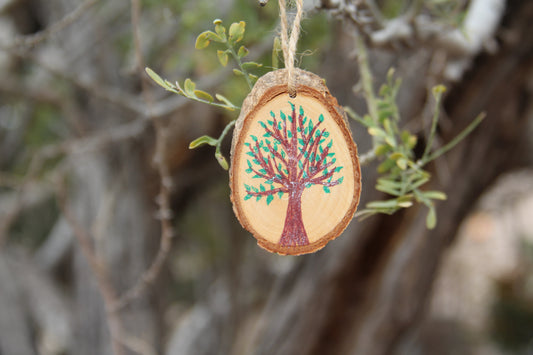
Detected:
[
  {"left": 246, "top": 187, "right": 286, "bottom": 197},
  {"left": 355, "top": 35, "right": 379, "bottom": 124},
  {"left": 55, "top": 184, "right": 125, "bottom": 355},
  {"left": 422, "top": 89, "right": 444, "bottom": 159},
  {"left": 112, "top": 0, "right": 175, "bottom": 312},
  {"left": 421, "top": 112, "right": 486, "bottom": 165}
]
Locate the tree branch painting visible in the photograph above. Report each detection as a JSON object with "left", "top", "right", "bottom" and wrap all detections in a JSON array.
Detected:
[{"left": 242, "top": 103, "right": 344, "bottom": 246}]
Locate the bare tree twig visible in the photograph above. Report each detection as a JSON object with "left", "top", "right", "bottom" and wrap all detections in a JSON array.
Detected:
[
  {"left": 55, "top": 183, "right": 126, "bottom": 355},
  {"left": 56, "top": 179, "right": 157, "bottom": 355},
  {"left": 111, "top": 0, "right": 175, "bottom": 312}
]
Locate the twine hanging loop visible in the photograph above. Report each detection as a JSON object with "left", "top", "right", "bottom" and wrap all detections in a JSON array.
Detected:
[{"left": 278, "top": 0, "right": 303, "bottom": 97}]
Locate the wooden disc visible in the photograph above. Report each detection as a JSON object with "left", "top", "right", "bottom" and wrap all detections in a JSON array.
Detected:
[{"left": 230, "top": 69, "right": 361, "bottom": 255}]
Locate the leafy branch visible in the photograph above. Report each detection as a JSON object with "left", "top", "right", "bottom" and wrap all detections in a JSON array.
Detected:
[
  {"left": 145, "top": 68, "right": 239, "bottom": 111},
  {"left": 347, "top": 36, "right": 484, "bottom": 228},
  {"left": 145, "top": 19, "right": 265, "bottom": 170},
  {"left": 188, "top": 119, "right": 236, "bottom": 170},
  {"left": 196, "top": 19, "right": 262, "bottom": 90}
]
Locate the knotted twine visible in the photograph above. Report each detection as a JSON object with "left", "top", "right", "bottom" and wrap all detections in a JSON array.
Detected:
[{"left": 278, "top": 0, "right": 303, "bottom": 97}]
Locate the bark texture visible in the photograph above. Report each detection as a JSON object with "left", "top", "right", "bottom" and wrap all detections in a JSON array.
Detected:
[{"left": 279, "top": 187, "right": 307, "bottom": 247}]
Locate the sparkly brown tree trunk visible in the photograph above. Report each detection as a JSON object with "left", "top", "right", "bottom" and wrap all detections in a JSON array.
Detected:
[{"left": 279, "top": 186, "right": 308, "bottom": 246}]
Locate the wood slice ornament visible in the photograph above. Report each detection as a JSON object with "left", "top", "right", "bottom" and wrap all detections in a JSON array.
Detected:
[{"left": 230, "top": 68, "right": 361, "bottom": 255}]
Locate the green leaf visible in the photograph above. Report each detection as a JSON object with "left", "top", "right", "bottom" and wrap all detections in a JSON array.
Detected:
[
  {"left": 423, "top": 190, "right": 447, "bottom": 200},
  {"left": 378, "top": 109, "right": 394, "bottom": 121},
  {"left": 374, "top": 144, "right": 391, "bottom": 156},
  {"left": 382, "top": 119, "right": 393, "bottom": 136},
  {"left": 244, "top": 194, "right": 252, "bottom": 201},
  {"left": 195, "top": 31, "right": 211, "bottom": 49},
  {"left": 368, "top": 127, "right": 387, "bottom": 137},
  {"left": 376, "top": 183, "right": 400, "bottom": 196},
  {"left": 266, "top": 194, "right": 274, "bottom": 205},
  {"left": 189, "top": 135, "right": 217, "bottom": 149},
  {"left": 318, "top": 114, "right": 324, "bottom": 123},
  {"left": 384, "top": 135, "right": 397, "bottom": 147},
  {"left": 145, "top": 68, "right": 170, "bottom": 90},
  {"left": 195, "top": 31, "right": 224, "bottom": 49},
  {"left": 396, "top": 158, "right": 408, "bottom": 170},
  {"left": 426, "top": 206, "right": 437, "bottom": 229},
  {"left": 400, "top": 130, "right": 417, "bottom": 149},
  {"left": 194, "top": 90, "right": 214, "bottom": 103},
  {"left": 184, "top": 79, "right": 196, "bottom": 96},
  {"left": 228, "top": 21, "right": 245, "bottom": 43},
  {"left": 215, "top": 152, "right": 229, "bottom": 170},
  {"left": 242, "top": 61, "right": 262, "bottom": 69},
  {"left": 376, "top": 178, "right": 402, "bottom": 189},
  {"left": 366, "top": 199, "right": 399, "bottom": 209},
  {"left": 233, "top": 69, "right": 244, "bottom": 76},
  {"left": 397, "top": 195, "right": 413, "bottom": 208},
  {"left": 389, "top": 152, "right": 405, "bottom": 161},
  {"left": 362, "top": 115, "right": 374, "bottom": 127},
  {"left": 237, "top": 46, "right": 249, "bottom": 58},
  {"left": 323, "top": 186, "right": 331, "bottom": 193},
  {"left": 217, "top": 50, "right": 229, "bottom": 67},
  {"left": 378, "top": 159, "right": 396, "bottom": 173}
]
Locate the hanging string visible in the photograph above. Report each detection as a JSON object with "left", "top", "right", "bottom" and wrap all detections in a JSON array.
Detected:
[{"left": 278, "top": 0, "right": 303, "bottom": 97}]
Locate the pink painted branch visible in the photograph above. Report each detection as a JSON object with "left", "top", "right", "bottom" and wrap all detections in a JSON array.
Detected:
[
  {"left": 282, "top": 115, "right": 289, "bottom": 143},
  {"left": 248, "top": 144, "right": 287, "bottom": 186},
  {"left": 298, "top": 120, "right": 323, "bottom": 160},
  {"left": 265, "top": 141, "right": 289, "bottom": 168},
  {"left": 307, "top": 168, "right": 337, "bottom": 185},
  {"left": 250, "top": 167, "right": 285, "bottom": 186},
  {"left": 253, "top": 142, "right": 275, "bottom": 176},
  {"left": 307, "top": 131, "right": 325, "bottom": 164},
  {"left": 245, "top": 187, "right": 287, "bottom": 197},
  {"left": 290, "top": 108, "right": 298, "bottom": 156},
  {"left": 299, "top": 131, "right": 326, "bottom": 179},
  {"left": 264, "top": 121, "right": 290, "bottom": 151}
]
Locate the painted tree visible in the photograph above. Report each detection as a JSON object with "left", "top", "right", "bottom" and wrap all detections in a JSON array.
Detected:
[{"left": 243, "top": 102, "right": 344, "bottom": 247}]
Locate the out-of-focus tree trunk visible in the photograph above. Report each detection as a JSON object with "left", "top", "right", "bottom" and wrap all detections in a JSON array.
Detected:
[{"left": 248, "top": 2, "right": 533, "bottom": 354}]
